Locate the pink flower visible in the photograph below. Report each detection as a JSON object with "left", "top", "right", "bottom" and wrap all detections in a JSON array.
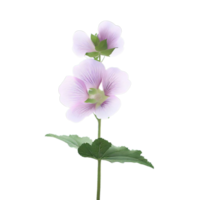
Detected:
[
  {"left": 72, "top": 21, "right": 124, "bottom": 57},
  {"left": 59, "top": 59, "right": 131, "bottom": 122}
]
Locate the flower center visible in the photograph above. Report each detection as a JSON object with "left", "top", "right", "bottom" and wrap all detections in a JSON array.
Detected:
[{"left": 85, "top": 88, "right": 108, "bottom": 108}]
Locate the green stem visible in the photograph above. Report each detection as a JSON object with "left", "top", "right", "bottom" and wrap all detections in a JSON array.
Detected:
[
  {"left": 95, "top": 116, "right": 103, "bottom": 200},
  {"left": 94, "top": 56, "right": 103, "bottom": 200}
]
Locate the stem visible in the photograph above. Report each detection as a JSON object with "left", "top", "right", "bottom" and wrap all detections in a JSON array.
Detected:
[
  {"left": 95, "top": 117, "right": 103, "bottom": 200},
  {"left": 94, "top": 56, "right": 103, "bottom": 200}
]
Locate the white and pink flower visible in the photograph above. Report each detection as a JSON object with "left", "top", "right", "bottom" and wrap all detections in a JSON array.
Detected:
[{"left": 59, "top": 59, "right": 131, "bottom": 122}]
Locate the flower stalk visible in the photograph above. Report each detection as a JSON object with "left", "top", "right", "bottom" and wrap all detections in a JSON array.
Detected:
[{"left": 94, "top": 56, "right": 103, "bottom": 200}]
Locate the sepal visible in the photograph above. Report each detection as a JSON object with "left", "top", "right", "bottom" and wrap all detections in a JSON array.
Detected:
[
  {"left": 85, "top": 98, "right": 96, "bottom": 103},
  {"left": 85, "top": 52, "right": 99, "bottom": 57},
  {"left": 95, "top": 39, "right": 107, "bottom": 51},
  {"left": 101, "top": 48, "right": 116, "bottom": 56},
  {"left": 91, "top": 34, "right": 100, "bottom": 46}
]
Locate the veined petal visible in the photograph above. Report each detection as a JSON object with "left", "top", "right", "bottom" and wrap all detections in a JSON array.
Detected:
[
  {"left": 73, "top": 59, "right": 105, "bottom": 89},
  {"left": 66, "top": 102, "right": 95, "bottom": 122},
  {"left": 98, "top": 21, "right": 122, "bottom": 49},
  {"left": 95, "top": 96, "right": 121, "bottom": 119},
  {"left": 72, "top": 31, "right": 96, "bottom": 57},
  {"left": 103, "top": 67, "right": 131, "bottom": 96},
  {"left": 58, "top": 76, "right": 88, "bottom": 107}
]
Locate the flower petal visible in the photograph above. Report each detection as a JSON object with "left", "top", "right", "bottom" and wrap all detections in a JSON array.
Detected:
[
  {"left": 110, "top": 38, "right": 124, "bottom": 56},
  {"left": 103, "top": 67, "right": 131, "bottom": 96},
  {"left": 72, "top": 31, "right": 96, "bottom": 57},
  {"left": 95, "top": 96, "right": 121, "bottom": 119},
  {"left": 58, "top": 76, "right": 88, "bottom": 107},
  {"left": 66, "top": 102, "right": 95, "bottom": 122},
  {"left": 73, "top": 59, "right": 105, "bottom": 89},
  {"left": 98, "top": 21, "right": 123, "bottom": 49}
]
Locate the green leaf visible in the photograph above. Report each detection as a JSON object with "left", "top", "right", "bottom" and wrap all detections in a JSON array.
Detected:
[
  {"left": 78, "top": 138, "right": 112, "bottom": 159},
  {"left": 78, "top": 138, "right": 154, "bottom": 168},
  {"left": 95, "top": 39, "right": 107, "bottom": 51},
  {"left": 46, "top": 135, "right": 154, "bottom": 169},
  {"left": 86, "top": 52, "right": 99, "bottom": 57},
  {"left": 100, "top": 48, "right": 115, "bottom": 56},
  {"left": 85, "top": 98, "right": 96, "bottom": 103},
  {"left": 45, "top": 134, "right": 93, "bottom": 149},
  {"left": 103, "top": 146, "right": 154, "bottom": 168},
  {"left": 91, "top": 34, "right": 100, "bottom": 46}
]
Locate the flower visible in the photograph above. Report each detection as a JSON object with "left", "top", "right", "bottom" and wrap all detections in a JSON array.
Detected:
[
  {"left": 72, "top": 21, "right": 124, "bottom": 58},
  {"left": 59, "top": 59, "right": 131, "bottom": 122}
]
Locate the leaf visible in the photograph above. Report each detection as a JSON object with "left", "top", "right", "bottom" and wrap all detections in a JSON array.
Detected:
[
  {"left": 46, "top": 135, "right": 154, "bottom": 169},
  {"left": 78, "top": 138, "right": 112, "bottom": 159},
  {"left": 103, "top": 146, "right": 154, "bottom": 168},
  {"left": 101, "top": 48, "right": 115, "bottom": 56},
  {"left": 45, "top": 134, "right": 93, "bottom": 149},
  {"left": 86, "top": 52, "right": 99, "bottom": 57},
  {"left": 95, "top": 39, "right": 107, "bottom": 51},
  {"left": 78, "top": 138, "right": 154, "bottom": 168},
  {"left": 91, "top": 34, "right": 100, "bottom": 46}
]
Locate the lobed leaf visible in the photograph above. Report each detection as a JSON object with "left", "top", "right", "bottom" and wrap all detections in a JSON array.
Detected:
[
  {"left": 78, "top": 138, "right": 111, "bottom": 159},
  {"left": 78, "top": 138, "right": 156, "bottom": 169},
  {"left": 46, "top": 135, "right": 154, "bottom": 168}
]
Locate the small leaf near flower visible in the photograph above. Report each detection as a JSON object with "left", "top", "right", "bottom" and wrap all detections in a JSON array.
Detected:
[
  {"left": 100, "top": 48, "right": 115, "bottom": 57},
  {"left": 95, "top": 39, "right": 108, "bottom": 51},
  {"left": 89, "top": 33, "right": 100, "bottom": 47},
  {"left": 85, "top": 51, "right": 99, "bottom": 58}
]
